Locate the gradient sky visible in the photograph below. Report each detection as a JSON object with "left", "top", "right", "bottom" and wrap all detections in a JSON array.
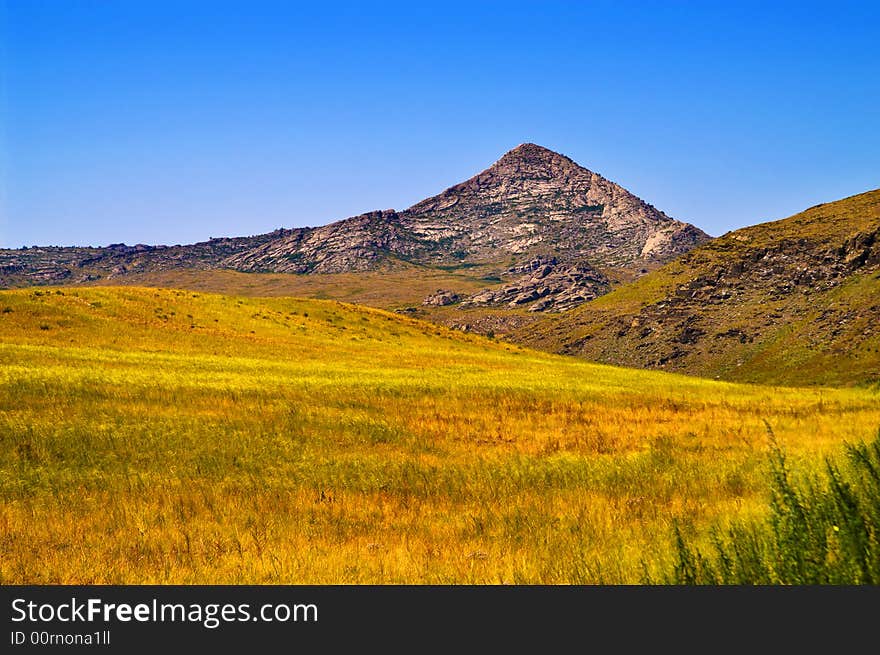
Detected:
[{"left": 2, "top": 1, "right": 879, "bottom": 248}]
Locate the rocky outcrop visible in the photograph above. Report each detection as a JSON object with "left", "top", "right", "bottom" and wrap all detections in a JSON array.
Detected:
[
  {"left": 462, "top": 256, "right": 609, "bottom": 312},
  {"left": 423, "top": 290, "right": 461, "bottom": 306},
  {"left": 222, "top": 211, "right": 421, "bottom": 273},
  {"left": 0, "top": 232, "right": 289, "bottom": 288}
]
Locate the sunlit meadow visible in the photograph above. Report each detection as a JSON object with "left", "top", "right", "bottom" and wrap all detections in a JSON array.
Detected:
[{"left": 1, "top": 287, "right": 878, "bottom": 583}]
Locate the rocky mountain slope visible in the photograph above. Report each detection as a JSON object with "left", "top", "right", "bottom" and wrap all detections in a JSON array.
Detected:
[
  {"left": 397, "top": 143, "right": 707, "bottom": 268},
  {"left": 221, "top": 145, "right": 709, "bottom": 287},
  {"left": 1, "top": 144, "right": 709, "bottom": 313},
  {"left": 515, "top": 189, "right": 880, "bottom": 386},
  {"left": 0, "top": 231, "right": 289, "bottom": 286}
]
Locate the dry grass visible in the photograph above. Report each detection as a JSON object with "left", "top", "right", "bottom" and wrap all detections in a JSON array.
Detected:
[
  {"left": 1, "top": 287, "right": 878, "bottom": 583},
  {"left": 85, "top": 265, "right": 499, "bottom": 310}
]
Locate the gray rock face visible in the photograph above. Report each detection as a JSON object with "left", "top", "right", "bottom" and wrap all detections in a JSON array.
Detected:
[
  {"left": 422, "top": 290, "right": 461, "bottom": 306},
  {"left": 461, "top": 256, "right": 610, "bottom": 312},
  {"left": 400, "top": 143, "right": 709, "bottom": 267},
  {"left": 0, "top": 231, "right": 289, "bottom": 287},
  {"left": 223, "top": 211, "right": 420, "bottom": 274}
]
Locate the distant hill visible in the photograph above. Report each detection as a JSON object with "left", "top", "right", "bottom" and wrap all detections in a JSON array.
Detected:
[
  {"left": 515, "top": 189, "right": 880, "bottom": 386},
  {"left": 0, "top": 144, "right": 709, "bottom": 313}
]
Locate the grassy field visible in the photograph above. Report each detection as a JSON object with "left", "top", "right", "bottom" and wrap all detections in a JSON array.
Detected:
[
  {"left": 81, "top": 266, "right": 548, "bottom": 338},
  {"left": 90, "top": 265, "right": 499, "bottom": 310},
  {"left": 1, "top": 286, "right": 878, "bottom": 583}
]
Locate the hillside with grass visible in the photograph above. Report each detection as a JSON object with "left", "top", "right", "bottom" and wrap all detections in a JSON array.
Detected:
[
  {"left": 516, "top": 189, "right": 880, "bottom": 386},
  {"left": 79, "top": 266, "right": 551, "bottom": 339},
  {"left": 82, "top": 265, "right": 499, "bottom": 310},
  {"left": 1, "top": 286, "right": 879, "bottom": 583}
]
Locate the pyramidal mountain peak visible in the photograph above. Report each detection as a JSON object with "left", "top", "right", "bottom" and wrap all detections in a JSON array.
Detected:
[
  {"left": 493, "top": 142, "right": 579, "bottom": 167},
  {"left": 465, "top": 142, "right": 589, "bottom": 183},
  {"left": 398, "top": 142, "right": 709, "bottom": 269},
  {"left": 1, "top": 143, "right": 711, "bottom": 313}
]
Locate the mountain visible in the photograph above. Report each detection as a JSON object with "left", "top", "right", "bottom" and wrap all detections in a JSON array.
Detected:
[
  {"left": 228, "top": 143, "right": 707, "bottom": 272},
  {"left": 0, "top": 144, "right": 710, "bottom": 313},
  {"left": 515, "top": 189, "right": 880, "bottom": 386},
  {"left": 399, "top": 143, "right": 707, "bottom": 268}
]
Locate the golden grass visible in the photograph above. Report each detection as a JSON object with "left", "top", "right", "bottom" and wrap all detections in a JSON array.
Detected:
[
  {"left": 86, "top": 265, "right": 499, "bottom": 310},
  {"left": 1, "top": 287, "right": 878, "bottom": 583}
]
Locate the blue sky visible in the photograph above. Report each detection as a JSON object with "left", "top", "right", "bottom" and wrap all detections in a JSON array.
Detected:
[{"left": 2, "top": 1, "right": 879, "bottom": 247}]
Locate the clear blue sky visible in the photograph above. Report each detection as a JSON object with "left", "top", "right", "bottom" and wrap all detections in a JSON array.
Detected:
[{"left": 2, "top": 1, "right": 878, "bottom": 248}]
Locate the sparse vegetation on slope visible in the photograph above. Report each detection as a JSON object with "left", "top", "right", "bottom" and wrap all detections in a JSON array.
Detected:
[
  {"left": 517, "top": 189, "right": 880, "bottom": 386},
  {"left": 84, "top": 266, "right": 501, "bottom": 311},
  {"left": 1, "top": 287, "right": 878, "bottom": 583}
]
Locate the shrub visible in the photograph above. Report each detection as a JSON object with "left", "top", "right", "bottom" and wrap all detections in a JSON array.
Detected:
[{"left": 666, "top": 426, "right": 880, "bottom": 584}]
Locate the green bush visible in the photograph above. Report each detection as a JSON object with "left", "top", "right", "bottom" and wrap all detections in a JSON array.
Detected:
[{"left": 667, "top": 427, "right": 880, "bottom": 584}]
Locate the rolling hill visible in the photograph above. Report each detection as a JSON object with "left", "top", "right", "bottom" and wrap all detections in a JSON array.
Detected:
[{"left": 516, "top": 189, "right": 880, "bottom": 386}]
